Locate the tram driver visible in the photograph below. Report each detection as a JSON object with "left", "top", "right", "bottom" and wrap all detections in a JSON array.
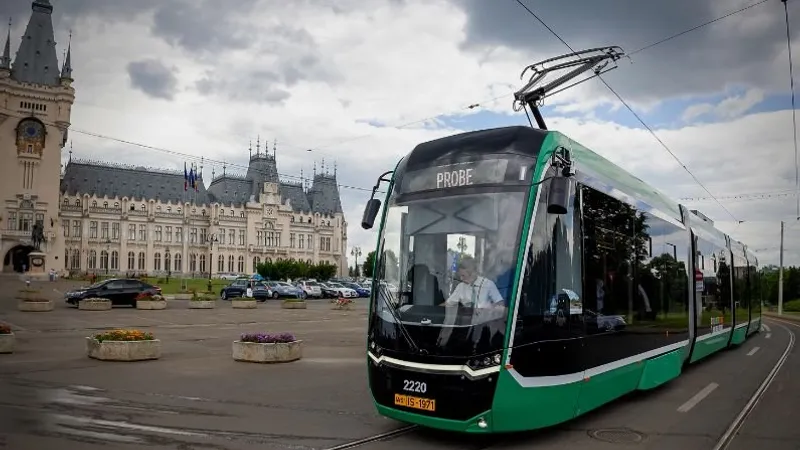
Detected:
[{"left": 440, "top": 256, "right": 505, "bottom": 309}]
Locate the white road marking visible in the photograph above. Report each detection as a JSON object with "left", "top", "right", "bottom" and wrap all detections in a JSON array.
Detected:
[
  {"left": 766, "top": 333, "right": 772, "bottom": 339},
  {"left": 763, "top": 324, "right": 771, "bottom": 332},
  {"left": 52, "top": 414, "right": 207, "bottom": 437},
  {"left": 677, "top": 382, "right": 719, "bottom": 413},
  {"left": 747, "top": 347, "right": 760, "bottom": 356}
]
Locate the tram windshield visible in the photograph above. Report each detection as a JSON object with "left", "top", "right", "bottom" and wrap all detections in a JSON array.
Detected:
[{"left": 370, "top": 188, "right": 528, "bottom": 358}]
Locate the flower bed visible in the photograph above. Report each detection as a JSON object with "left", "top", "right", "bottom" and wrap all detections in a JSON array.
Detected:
[
  {"left": 86, "top": 329, "right": 161, "bottom": 361},
  {"left": 0, "top": 323, "right": 14, "bottom": 354},
  {"left": 78, "top": 297, "right": 112, "bottom": 311},
  {"left": 189, "top": 291, "right": 217, "bottom": 309},
  {"left": 332, "top": 297, "right": 354, "bottom": 310},
  {"left": 281, "top": 299, "right": 307, "bottom": 309},
  {"left": 232, "top": 298, "right": 257, "bottom": 309},
  {"left": 135, "top": 292, "right": 167, "bottom": 310},
  {"left": 232, "top": 332, "right": 302, "bottom": 363},
  {"left": 17, "top": 288, "right": 54, "bottom": 312}
]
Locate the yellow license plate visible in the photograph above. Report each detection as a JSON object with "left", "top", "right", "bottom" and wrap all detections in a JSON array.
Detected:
[{"left": 394, "top": 393, "right": 436, "bottom": 412}]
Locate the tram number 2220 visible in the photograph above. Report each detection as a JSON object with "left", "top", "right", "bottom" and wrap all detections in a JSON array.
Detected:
[{"left": 402, "top": 379, "right": 427, "bottom": 394}]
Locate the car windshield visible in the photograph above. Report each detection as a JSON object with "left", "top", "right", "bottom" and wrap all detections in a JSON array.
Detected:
[{"left": 370, "top": 187, "right": 528, "bottom": 358}]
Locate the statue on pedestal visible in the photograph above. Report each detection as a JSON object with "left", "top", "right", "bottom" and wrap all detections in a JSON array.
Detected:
[{"left": 31, "top": 220, "right": 45, "bottom": 251}]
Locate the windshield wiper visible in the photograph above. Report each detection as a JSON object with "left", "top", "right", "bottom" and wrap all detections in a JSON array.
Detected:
[{"left": 376, "top": 284, "right": 420, "bottom": 354}]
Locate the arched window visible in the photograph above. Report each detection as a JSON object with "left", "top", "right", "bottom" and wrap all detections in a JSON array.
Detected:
[
  {"left": 103, "top": 201, "right": 108, "bottom": 208},
  {"left": 218, "top": 254, "right": 224, "bottom": 272},
  {"left": 201, "top": 209, "right": 206, "bottom": 216},
  {"left": 138, "top": 252, "right": 146, "bottom": 270},
  {"left": 71, "top": 249, "right": 80, "bottom": 269},
  {"left": 141, "top": 204, "right": 146, "bottom": 211},
  {"left": 63, "top": 198, "right": 68, "bottom": 205},
  {"left": 75, "top": 199, "right": 80, "bottom": 206},
  {"left": 174, "top": 253, "right": 182, "bottom": 272},
  {"left": 228, "top": 255, "right": 234, "bottom": 272},
  {"left": 92, "top": 200, "right": 97, "bottom": 207},
  {"left": 189, "top": 253, "right": 197, "bottom": 272},
  {"left": 177, "top": 207, "right": 182, "bottom": 213},
  {"left": 128, "top": 251, "right": 135, "bottom": 270},
  {"left": 291, "top": 216, "right": 295, "bottom": 222},
  {"left": 99, "top": 250, "right": 108, "bottom": 270},
  {"left": 167, "top": 206, "right": 172, "bottom": 213},
  {"left": 253, "top": 256, "right": 261, "bottom": 272},
  {"left": 114, "top": 202, "right": 119, "bottom": 208},
  {"left": 164, "top": 251, "right": 171, "bottom": 272},
  {"left": 154, "top": 252, "right": 162, "bottom": 271},
  {"left": 237, "top": 255, "right": 244, "bottom": 273},
  {"left": 240, "top": 211, "right": 245, "bottom": 217},
  {"left": 88, "top": 250, "right": 97, "bottom": 269},
  {"left": 111, "top": 251, "right": 119, "bottom": 270},
  {"left": 199, "top": 254, "right": 206, "bottom": 273}
]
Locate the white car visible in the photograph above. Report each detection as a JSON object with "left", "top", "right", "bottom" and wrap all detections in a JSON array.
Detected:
[
  {"left": 296, "top": 280, "right": 323, "bottom": 298},
  {"left": 324, "top": 282, "right": 358, "bottom": 298}
]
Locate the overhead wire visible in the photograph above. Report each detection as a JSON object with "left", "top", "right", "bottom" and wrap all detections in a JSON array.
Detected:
[{"left": 513, "top": 0, "right": 739, "bottom": 223}]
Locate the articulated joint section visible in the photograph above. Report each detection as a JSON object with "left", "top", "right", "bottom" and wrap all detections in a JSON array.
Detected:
[{"left": 367, "top": 351, "right": 500, "bottom": 380}]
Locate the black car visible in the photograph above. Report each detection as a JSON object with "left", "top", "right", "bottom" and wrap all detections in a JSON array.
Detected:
[
  {"left": 64, "top": 278, "right": 162, "bottom": 307},
  {"left": 220, "top": 279, "right": 271, "bottom": 301}
]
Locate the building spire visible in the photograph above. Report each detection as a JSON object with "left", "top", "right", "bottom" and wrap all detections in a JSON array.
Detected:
[
  {"left": 0, "top": 18, "right": 10, "bottom": 71},
  {"left": 334, "top": 160, "right": 337, "bottom": 177},
  {"left": 12, "top": 0, "right": 60, "bottom": 86},
  {"left": 60, "top": 29, "right": 72, "bottom": 80},
  {"left": 273, "top": 138, "right": 277, "bottom": 158},
  {"left": 256, "top": 135, "right": 260, "bottom": 155}
]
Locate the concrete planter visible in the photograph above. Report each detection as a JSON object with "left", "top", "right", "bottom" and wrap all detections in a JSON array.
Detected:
[
  {"left": 18, "top": 300, "right": 54, "bottom": 312},
  {"left": 232, "top": 340, "right": 303, "bottom": 363},
  {"left": 173, "top": 293, "right": 193, "bottom": 300},
  {"left": 86, "top": 337, "right": 161, "bottom": 361},
  {"left": 136, "top": 300, "right": 167, "bottom": 310},
  {"left": 189, "top": 300, "right": 216, "bottom": 309},
  {"left": 0, "top": 333, "right": 14, "bottom": 354},
  {"left": 79, "top": 299, "right": 112, "bottom": 311},
  {"left": 281, "top": 300, "right": 307, "bottom": 309},
  {"left": 232, "top": 299, "right": 257, "bottom": 309}
]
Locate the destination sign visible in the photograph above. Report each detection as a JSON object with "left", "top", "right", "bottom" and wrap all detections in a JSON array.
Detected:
[{"left": 400, "top": 159, "right": 511, "bottom": 192}]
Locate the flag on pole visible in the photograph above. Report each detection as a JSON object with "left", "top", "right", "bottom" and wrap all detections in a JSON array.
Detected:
[
  {"left": 184, "top": 162, "right": 188, "bottom": 191},
  {"left": 189, "top": 164, "right": 195, "bottom": 191}
]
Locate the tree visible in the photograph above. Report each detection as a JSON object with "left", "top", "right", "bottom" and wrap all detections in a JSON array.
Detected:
[
  {"left": 363, "top": 251, "right": 376, "bottom": 278},
  {"left": 255, "top": 259, "right": 337, "bottom": 281}
]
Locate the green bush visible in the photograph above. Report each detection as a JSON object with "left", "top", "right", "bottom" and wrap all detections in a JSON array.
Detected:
[{"left": 784, "top": 300, "right": 800, "bottom": 312}]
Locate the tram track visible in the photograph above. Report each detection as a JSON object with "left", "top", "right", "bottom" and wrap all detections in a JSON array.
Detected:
[
  {"left": 322, "top": 425, "right": 418, "bottom": 450},
  {"left": 711, "top": 318, "right": 797, "bottom": 450}
]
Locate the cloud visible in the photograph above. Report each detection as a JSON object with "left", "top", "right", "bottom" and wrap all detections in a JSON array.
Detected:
[
  {"left": 6, "top": 0, "right": 798, "bottom": 273},
  {"left": 126, "top": 59, "right": 179, "bottom": 100},
  {"left": 451, "top": 0, "right": 800, "bottom": 108}
]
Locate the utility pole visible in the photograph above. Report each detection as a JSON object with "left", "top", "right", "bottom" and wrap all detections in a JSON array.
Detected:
[{"left": 779, "top": 220, "right": 785, "bottom": 315}]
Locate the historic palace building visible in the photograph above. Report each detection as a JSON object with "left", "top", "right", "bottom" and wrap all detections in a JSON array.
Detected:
[{"left": 1, "top": 1, "right": 349, "bottom": 277}]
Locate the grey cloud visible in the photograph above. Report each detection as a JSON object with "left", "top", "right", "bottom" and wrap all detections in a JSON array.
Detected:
[
  {"left": 196, "top": 70, "right": 291, "bottom": 105},
  {"left": 127, "top": 59, "right": 179, "bottom": 100},
  {"left": 452, "top": 0, "right": 800, "bottom": 104},
  {"left": 150, "top": 0, "right": 259, "bottom": 53}
]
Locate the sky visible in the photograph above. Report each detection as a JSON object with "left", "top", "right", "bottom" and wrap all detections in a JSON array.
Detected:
[{"left": 2, "top": 0, "right": 799, "bottom": 269}]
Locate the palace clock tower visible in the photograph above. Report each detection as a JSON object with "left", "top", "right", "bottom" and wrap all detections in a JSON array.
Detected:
[{"left": 0, "top": 0, "right": 75, "bottom": 273}]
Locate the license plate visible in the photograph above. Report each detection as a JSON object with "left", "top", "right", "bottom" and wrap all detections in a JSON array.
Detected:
[{"left": 394, "top": 394, "right": 436, "bottom": 412}]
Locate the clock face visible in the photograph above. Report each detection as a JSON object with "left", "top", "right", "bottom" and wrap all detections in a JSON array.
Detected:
[{"left": 19, "top": 120, "right": 43, "bottom": 139}]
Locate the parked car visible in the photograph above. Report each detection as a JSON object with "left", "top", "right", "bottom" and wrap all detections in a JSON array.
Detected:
[
  {"left": 321, "top": 282, "right": 358, "bottom": 298},
  {"left": 219, "top": 279, "right": 271, "bottom": 302},
  {"left": 216, "top": 272, "right": 239, "bottom": 280},
  {"left": 340, "top": 281, "right": 370, "bottom": 297},
  {"left": 263, "top": 281, "right": 305, "bottom": 299},
  {"left": 296, "top": 280, "right": 323, "bottom": 298},
  {"left": 64, "top": 278, "right": 162, "bottom": 307}
]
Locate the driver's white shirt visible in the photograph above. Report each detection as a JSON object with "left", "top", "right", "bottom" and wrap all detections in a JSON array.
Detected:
[{"left": 444, "top": 276, "right": 504, "bottom": 308}]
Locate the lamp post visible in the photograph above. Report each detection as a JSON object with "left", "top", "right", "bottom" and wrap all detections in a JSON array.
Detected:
[
  {"left": 207, "top": 233, "right": 218, "bottom": 281},
  {"left": 351, "top": 246, "right": 362, "bottom": 278},
  {"left": 104, "top": 238, "right": 111, "bottom": 275}
]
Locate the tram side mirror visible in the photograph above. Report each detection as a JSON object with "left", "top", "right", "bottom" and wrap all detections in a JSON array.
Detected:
[
  {"left": 547, "top": 176, "right": 570, "bottom": 214},
  {"left": 361, "top": 198, "right": 382, "bottom": 229}
]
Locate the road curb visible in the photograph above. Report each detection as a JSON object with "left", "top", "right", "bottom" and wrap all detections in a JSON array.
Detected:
[{"left": 763, "top": 312, "right": 800, "bottom": 323}]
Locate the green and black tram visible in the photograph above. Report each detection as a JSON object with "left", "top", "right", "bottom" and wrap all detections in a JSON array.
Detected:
[{"left": 359, "top": 49, "right": 762, "bottom": 434}]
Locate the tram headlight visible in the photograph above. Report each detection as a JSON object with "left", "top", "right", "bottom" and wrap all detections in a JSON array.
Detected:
[
  {"left": 468, "top": 352, "right": 502, "bottom": 369},
  {"left": 493, "top": 353, "right": 502, "bottom": 365}
]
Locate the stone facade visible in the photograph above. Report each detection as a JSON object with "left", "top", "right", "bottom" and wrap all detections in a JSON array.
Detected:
[{"left": 0, "top": 1, "right": 348, "bottom": 277}]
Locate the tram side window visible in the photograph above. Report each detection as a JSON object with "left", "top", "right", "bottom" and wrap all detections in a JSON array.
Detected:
[
  {"left": 695, "top": 235, "right": 732, "bottom": 335},
  {"left": 638, "top": 212, "right": 690, "bottom": 337},
  {"left": 732, "top": 252, "right": 749, "bottom": 327},
  {"left": 514, "top": 172, "right": 583, "bottom": 343},
  {"left": 750, "top": 261, "right": 761, "bottom": 316},
  {"left": 580, "top": 184, "right": 638, "bottom": 332}
]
